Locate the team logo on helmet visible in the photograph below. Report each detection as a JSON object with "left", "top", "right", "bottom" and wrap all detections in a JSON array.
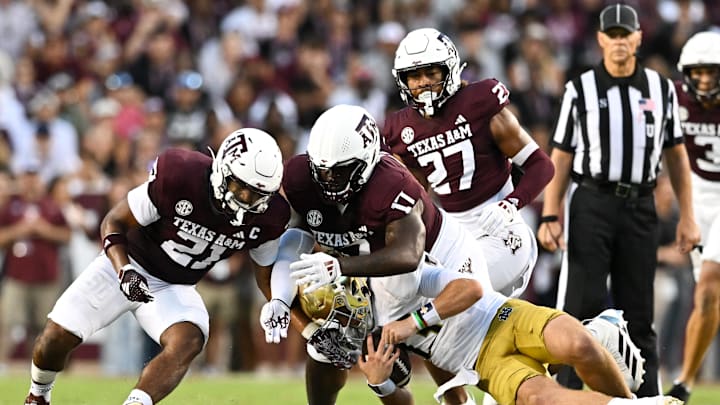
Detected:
[
  {"left": 504, "top": 230, "right": 523, "bottom": 255},
  {"left": 400, "top": 127, "right": 415, "bottom": 144},
  {"left": 175, "top": 200, "right": 193, "bottom": 216},
  {"left": 307, "top": 210, "right": 323, "bottom": 227}
]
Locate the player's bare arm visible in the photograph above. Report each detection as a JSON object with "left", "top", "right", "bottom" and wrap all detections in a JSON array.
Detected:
[
  {"left": 489, "top": 107, "right": 535, "bottom": 157},
  {"left": 382, "top": 277, "right": 483, "bottom": 344},
  {"left": 100, "top": 199, "right": 141, "bottom": 274},
  {"left": 339, "top": 200, "right": 426, "bottom": 277},
  {"left": 490, "top": 106, "right": 555, "bottom": 210}
]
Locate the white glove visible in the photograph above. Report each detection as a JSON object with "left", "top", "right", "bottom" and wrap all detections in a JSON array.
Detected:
[
  {"left": 290, "top": 252, "right": 341, "bottom": 293},
  {"left": 259, "top": 299, "right": 291, "bottom": 344},
  {"left": 476, "top": 199, "right": 518, "bottom": 237}
]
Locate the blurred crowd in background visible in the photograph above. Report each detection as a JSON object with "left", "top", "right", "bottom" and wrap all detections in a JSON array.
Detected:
[{"left": 0, "top": 0, "right": 718, "bottom": 386}]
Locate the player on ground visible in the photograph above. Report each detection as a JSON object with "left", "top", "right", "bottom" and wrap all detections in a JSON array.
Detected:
[
  {"left": 383, "top": 28, "right": 555, "bottom": 298},
  {"left": 355, "top": 266, "right": 683, "bottom": 405},
  {"left": 23, "top": 129, "right": 289, "bottom": 405},
  {"left": 666, "top": 31, "right": 720, "bottom": 403}
]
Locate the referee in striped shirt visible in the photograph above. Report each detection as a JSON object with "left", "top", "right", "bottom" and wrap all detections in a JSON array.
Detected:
[{"left": 538, "top": 3, "right": 700, "bottom": 397}]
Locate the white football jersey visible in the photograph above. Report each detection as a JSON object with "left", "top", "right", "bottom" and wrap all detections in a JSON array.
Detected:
[
  {"left": 690, "top": 173, "right": 720, "bottom": 279},
  {"left": 443, "top": 178, "right": 537, "bottom": 297},
  {"left": 405, "top": 289, "right": 506, "bottom": 373}
]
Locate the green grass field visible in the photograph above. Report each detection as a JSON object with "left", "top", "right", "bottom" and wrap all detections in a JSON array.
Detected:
[{"left": 2, "top": 371, "right": 720, "bottom": 405}]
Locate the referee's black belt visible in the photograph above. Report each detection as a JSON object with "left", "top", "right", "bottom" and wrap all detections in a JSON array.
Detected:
[{"left": 573, "top": 175, "right": 655, "bottom": 198}]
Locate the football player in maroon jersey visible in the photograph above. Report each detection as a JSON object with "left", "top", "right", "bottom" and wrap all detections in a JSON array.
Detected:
[
  {"left": 23, "top": 129, "right": 289, "bottom": 405},
  {"left": 666, "top": 31, "right": 720, "bottom": 403},
  {"left": 383, "top": 28, "right": 555, "bottom": 301},
  {"left": 256, "top": 104, "right": 495, "bottom": 405}
]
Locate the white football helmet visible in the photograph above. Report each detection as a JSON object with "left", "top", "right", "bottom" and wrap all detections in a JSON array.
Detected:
[
  {"left": 392, "top": 28, "right": 465, "bottom": 116},
  {"left": 209, "top": 128, "right": 283, "bottom": 225},
  {"left": 677, "top": 31, "right": 720, "bottom": 102},
  {"left": 299, "top": 276, "right": 374, "bottom": 353},
  {"left": 307, "top": 104, "right": 380, "bottom": 203}
]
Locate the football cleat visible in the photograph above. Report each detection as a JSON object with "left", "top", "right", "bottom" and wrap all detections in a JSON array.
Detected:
[
  {"left": 665, "top": 382, "right": 691, "bottom": 403},
  {"left": 584, "top": 309, "right": 646, "bottom": 392},
  {"left": 653, "top": 395, "right": 685, "bottom": 405},
  {"left": 24, "top": 393, "right": 49, "bottom": 405}
]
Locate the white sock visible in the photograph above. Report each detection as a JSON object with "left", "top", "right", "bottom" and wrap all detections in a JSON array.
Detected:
[
  {"left": 29, "top": 362, "right": 57, "bottom": 400},
  {"left": 123, "top": 388, "right": 153, "bottom": 405}
]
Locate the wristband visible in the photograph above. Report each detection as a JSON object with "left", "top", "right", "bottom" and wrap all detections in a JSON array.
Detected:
[
  {"left": 539, "top": 215, "right": 558, "bottom": 224},
  {"left": 417, "top": 302, "right": 441, "bottom": 327},
  {"left": 368, "top": 379, "right": 397, "bottom": 397},
  {"left": 410, "top": 311, "right": 427, "bottom": 330},
  {"left": 301, "top": 322, "right": 319, "bottom": 340},
  {"left": 103, "top": 233, "right": 128, "bottom": 255},
  {"left": 118, "top": 263, "right": 136, "bottom": 280}
]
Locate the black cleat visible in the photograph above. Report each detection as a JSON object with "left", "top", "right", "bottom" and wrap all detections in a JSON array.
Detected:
[{"left": 666, "top": 382, "right": 691, "bottom": 403}]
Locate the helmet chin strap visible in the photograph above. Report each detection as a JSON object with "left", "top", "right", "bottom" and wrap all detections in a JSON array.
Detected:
[
  {"left": 417, "top": 91, "right": 436, "bottom": 117},
  {"left": 224, "top": 191, "right": 246, "bottom": 226}
]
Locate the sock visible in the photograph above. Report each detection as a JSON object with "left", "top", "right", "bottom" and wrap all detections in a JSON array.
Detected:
[
  {"left": 29, "top": 362, "right": 57, "bottom": 400},
  {"left": 123, "top": 389, "right": 153, "bottom": 405}
]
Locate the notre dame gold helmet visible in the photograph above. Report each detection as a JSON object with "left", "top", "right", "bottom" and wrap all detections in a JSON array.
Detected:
[{"left": 299, "top": 276, "right": 374, "bottom": 350}]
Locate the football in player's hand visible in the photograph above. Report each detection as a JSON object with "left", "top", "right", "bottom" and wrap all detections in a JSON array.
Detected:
[{"left": 362, "top": 329, "right": 412, "bottom": 387}]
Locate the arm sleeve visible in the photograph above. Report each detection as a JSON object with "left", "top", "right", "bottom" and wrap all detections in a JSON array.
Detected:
[
  {"left": 505, "top": 147, "right": 555, "bottom": 209},
  {"left": 269, "top": 228, "right": 316, "bottom": 304},
  {"left": 416, "top": 260, "right": 473, "bottom": 298}
]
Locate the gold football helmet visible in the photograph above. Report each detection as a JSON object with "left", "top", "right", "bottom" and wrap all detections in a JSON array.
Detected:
[{"left": 299, "top": 276, "right": 374, "bottom": 350}]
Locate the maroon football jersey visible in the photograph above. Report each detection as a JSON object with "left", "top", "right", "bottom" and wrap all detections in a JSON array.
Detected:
[
  {"left": 383, "top": 79, "right": 511, "bottom": 212},
  {"left": 282, "top": 153, "right": 442, "bottom": 255},
  {"left": 128, "top": 148, "right": 290, "bottom": 284},
  {"left": 675, "top": 81, "right": 720, "bottom": 181}
]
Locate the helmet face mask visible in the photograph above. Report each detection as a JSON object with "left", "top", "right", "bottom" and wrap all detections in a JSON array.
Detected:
[
  {"left": 310, "top": 158, "right": 368, "bottom": 203},
  {"left": 209, "top": 128, "right": 283, "bottom": 225},
  {"left": 677, "top": 31, "right": 720, "bottom": 103},
  {"left": 299, "top": 276, "right": 374, "bottom": 353},
  {"left": 392, "top": 28, "right": 465, "bottom": 116},
  {"left": 307, "top": 105, "right": 380, "bottom": 204}
]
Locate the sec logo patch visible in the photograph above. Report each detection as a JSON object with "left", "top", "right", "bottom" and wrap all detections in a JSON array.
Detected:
[
  {"left": 307, "top": 210, "right": 323, "bottom": 227},
  {"left": 400, "top": 127, "right": 415, "bottom": 144},
  {"left": 175, "top": 200, "right": 193, "bottom": 216}
]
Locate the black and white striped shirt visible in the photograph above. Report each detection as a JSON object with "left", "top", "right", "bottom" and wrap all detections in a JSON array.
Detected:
[{"left": 552, "top": 63, "right": 683, "bottom": 185}]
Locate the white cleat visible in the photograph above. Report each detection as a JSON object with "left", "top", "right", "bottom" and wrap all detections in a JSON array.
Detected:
[
  {"left": 656, "top": 395, "right": 684, "bottom": 404},
  {"left": 584, "top": 309, "right": 646, "bottom": 392}
]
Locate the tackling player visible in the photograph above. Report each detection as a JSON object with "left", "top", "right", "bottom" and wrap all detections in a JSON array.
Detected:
[
  {"left": 666, "top": 31, "right": 720, "bottom": 403},
  {"left": 257, "top": 104, "right": 495, "bottom": 405},
  {"left": 383, "top": 28, "right": 555, "bottom": 299},
  {"left": 23, "top": 129, "right": 289, "bottom": 405}
]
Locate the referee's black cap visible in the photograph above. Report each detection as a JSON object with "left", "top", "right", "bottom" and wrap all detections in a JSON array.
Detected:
[{"left": 599, "top": 3, "right": 640, "bottom": 33}]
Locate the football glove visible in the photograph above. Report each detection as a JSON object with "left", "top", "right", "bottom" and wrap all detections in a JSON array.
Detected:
[
  {"left": 118, "top": 265, "right": 154, "bottom": 303},
  {"left": 289, "top": 252, "right": 341, "bottom": 293},
  {"left": 476, "top": 199, "right": 518, "bottom": 237},
  {"left": 308, "top": 327, "right": 358, "bottom": 370},
  {"left": 260, "top": 299, "right": 291, "bottom": 344}
]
